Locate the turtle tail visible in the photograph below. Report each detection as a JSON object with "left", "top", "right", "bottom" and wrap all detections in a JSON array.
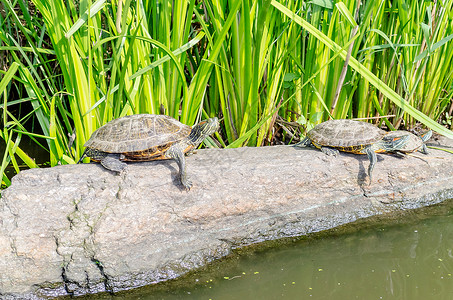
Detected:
[
  {"left": 77, "top": 149, "right": 88, "bottom": 164},
  {"left": 294, "top": 137, "right": 313, "bottom": 148}
]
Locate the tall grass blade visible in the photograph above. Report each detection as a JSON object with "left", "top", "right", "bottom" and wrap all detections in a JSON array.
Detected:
[
  {"left": 271, "top": 0, "right": 453, "bottom": 139},
  {"left": 65, "top": 0, "right": 106, "bottom": 38}
]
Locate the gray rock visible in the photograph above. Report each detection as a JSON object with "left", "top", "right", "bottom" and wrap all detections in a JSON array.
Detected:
[{"left": 1, "top": 137, "right": 453, "bottom": 299}]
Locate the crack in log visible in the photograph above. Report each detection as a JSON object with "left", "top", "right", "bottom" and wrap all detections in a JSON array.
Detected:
[
  {"left": 1, "top": 198, "right": 20, "bottom": 259},
  {"left": 61, "top": 265, "right": 74, "bottom": 296},
  {"left": 91, "top": 257, "right": 113, "bottom": 294},
  {"left": 52, "top": 185, "right": 115, "bottom": 296}
]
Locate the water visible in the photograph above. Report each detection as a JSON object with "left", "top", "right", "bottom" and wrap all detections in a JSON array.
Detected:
[{"left": 80, "top": 201, "right": 453, "bottom": 300}]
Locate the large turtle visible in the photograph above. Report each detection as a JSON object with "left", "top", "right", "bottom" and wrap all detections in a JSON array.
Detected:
[
  {"left": 383, "top": 130, "right": 432, "bottom": 155},
  {"left": 294, "top": 119, "right": 409, "bottom": 182},
  {"left": 78, "top": 114, "right": 219, "bottom": 190}
]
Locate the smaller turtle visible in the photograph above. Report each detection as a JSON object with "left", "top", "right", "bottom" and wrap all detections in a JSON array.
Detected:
[
  {"left": 78, "top": 114, "right": 219, "bottom": 190},
  {"left": 383, "top": 130, "right": 432, "bottom": 155},
  {"left": 294, "top": 119, "right": 409, "bottom": 182}
]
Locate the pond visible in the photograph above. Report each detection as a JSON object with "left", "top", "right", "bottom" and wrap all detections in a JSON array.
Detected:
[{"left": 75, "top": 199, "right": 453, "bottom": 300}]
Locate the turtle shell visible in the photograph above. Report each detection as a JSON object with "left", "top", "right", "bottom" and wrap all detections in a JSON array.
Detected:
[
  {"left": 84, "top": 114, "right": 191, "bottom": 156},
  {"left": 307, "top": 119, "right": 386, "bottom": 153}
]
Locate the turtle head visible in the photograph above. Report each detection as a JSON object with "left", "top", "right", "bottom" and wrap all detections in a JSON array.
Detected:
[
  {"left": 420, "top": 130, "right": 432, "bottom": 142},
  {"left": 381, "top": 132, "right": 410, "bottom": 151},
  {"left": 189, "top": 117, "right": 220, "bottom": 146}
]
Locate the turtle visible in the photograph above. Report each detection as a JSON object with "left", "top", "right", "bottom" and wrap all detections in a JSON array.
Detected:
[
  {"left": 383, "top": 130, "right": 432, "bottom": 155},
  {"left": 77, "top": 114, "right": 220, "bottom": 190},
  {"left": 294, "top": 119, "right": 409, "bottom": 182}
]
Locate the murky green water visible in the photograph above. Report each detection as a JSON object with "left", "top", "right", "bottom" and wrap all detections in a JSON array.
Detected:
[{"left": 81, "top": 200, "right": 453, "bottom": 300}]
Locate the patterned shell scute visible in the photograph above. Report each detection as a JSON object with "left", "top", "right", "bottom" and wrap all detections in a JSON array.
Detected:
[
  {"left": 84, "top": 114, "right": 191, "bottom": 153},
  {"left": 308, "top": 119, "right": 386, "bottom": 148}
]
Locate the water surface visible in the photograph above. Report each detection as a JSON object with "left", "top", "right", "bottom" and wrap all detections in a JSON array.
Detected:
[{"left": 80, "top": 201, "right": 453, "bottom": 300}]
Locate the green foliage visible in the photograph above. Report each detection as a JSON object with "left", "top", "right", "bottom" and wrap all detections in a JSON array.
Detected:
[
  {"left": 1, "top": 0, "right": 453, "bottom": 187},
  {"left": 272, "top": 0, "right": 453, "bottom": 138}
]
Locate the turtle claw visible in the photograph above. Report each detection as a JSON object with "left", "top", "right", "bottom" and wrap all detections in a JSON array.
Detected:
[
  {"left": 181, "top": 178, "right": 192, "bottom": 191},
  {"left": 119, "top": 167, "right": 128, "bottom": 178},
  {"left": 181, "top": 172, "right": 192, "bottom": 190}
]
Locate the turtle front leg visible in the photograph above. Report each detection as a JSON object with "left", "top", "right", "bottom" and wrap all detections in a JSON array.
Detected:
[
  {"left": 419, "top": 145, "right": 429, "bottom": 155},
  {"left": 167, "top": 145, "right": 192, "bottom": 190},
  {"left": 364, "top": 146, "right": 377, "bottom": 184},
  {"left": 419, "top": 130, "right": 432, "bottom": 154},
  {"left": 100, "top": 154, "right": 128, "bottom": 175}
]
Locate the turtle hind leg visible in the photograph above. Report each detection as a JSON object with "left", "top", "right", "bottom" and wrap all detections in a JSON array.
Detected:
[
  {"left": 100, "top": 154, "right": 128, "bottom": 174},
  {"left": 320, "top": 146, "right": 339, "bottom": 157}
]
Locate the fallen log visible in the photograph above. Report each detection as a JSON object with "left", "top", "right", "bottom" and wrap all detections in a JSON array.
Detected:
[{"left": 1, "top": 136, "right": 452, "bottom": 299}]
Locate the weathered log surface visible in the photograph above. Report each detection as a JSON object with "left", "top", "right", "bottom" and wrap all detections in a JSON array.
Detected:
[{"left": 1, "top": 137, "right": 453, "bottom": 299}]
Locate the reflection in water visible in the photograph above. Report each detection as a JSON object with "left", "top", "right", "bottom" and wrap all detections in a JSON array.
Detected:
[{"left": 78, "top": 202, "right": 453, "bottom": 300}]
